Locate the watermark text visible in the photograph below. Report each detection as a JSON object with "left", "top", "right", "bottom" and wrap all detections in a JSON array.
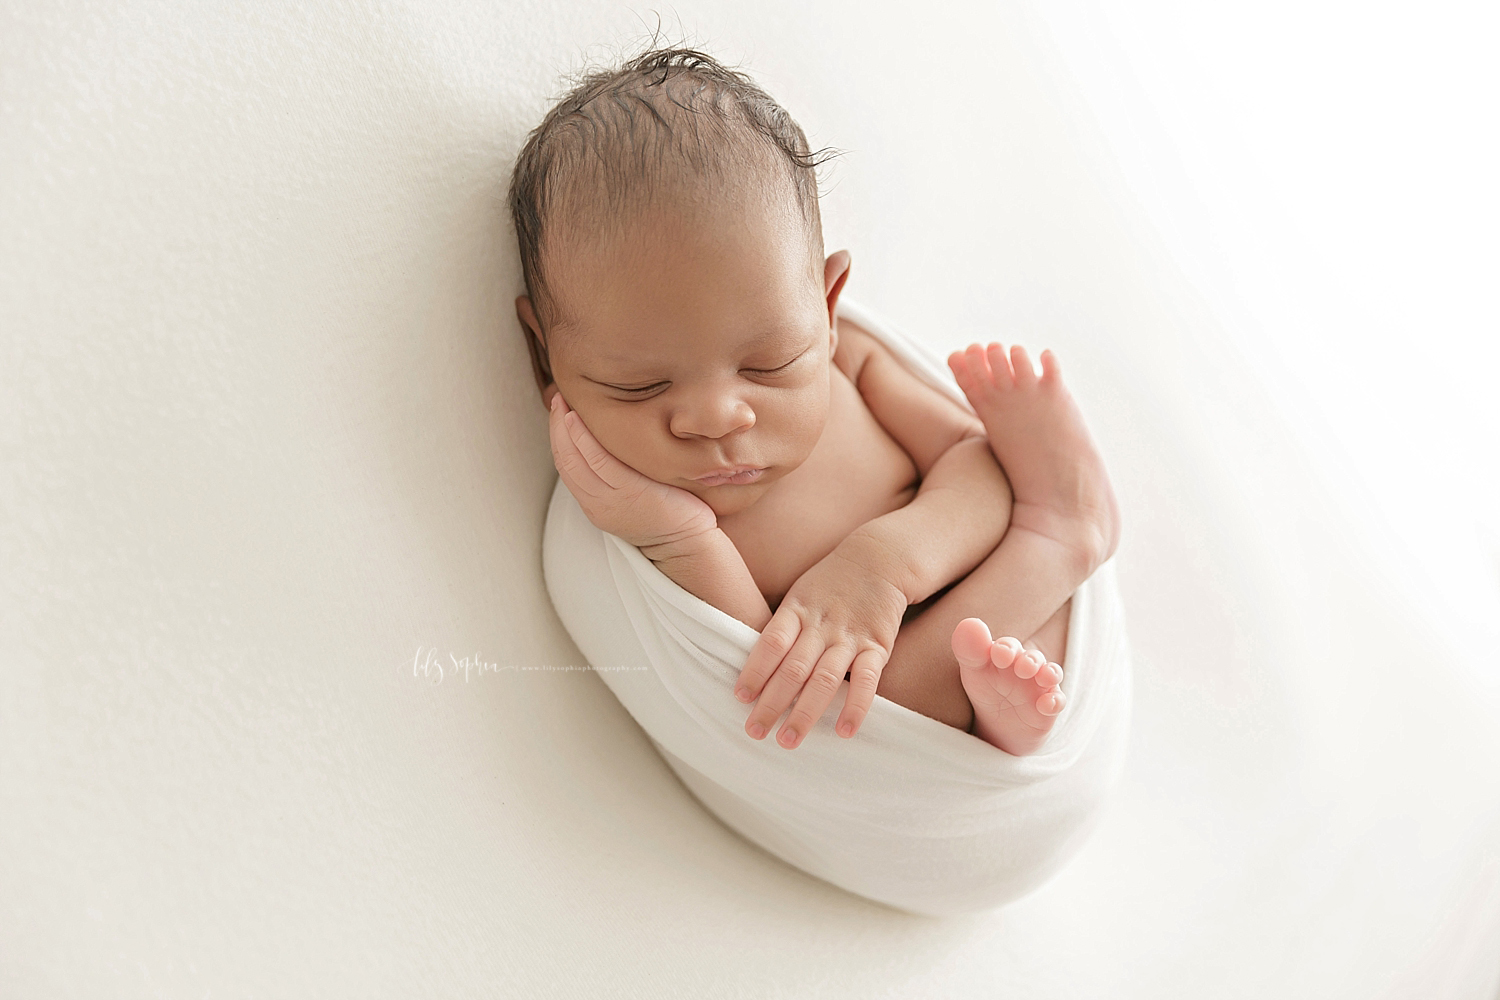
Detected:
[{"left": 405, "top": 646, "right": 645, "bottom": 684}]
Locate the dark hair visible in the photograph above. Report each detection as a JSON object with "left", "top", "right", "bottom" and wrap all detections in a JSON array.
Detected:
[{"left": 507, "top": 45, "right": 837, "bottom": 391}]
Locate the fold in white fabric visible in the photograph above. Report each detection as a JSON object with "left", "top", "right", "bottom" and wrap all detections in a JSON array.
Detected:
[{"left": 542, "top": 297, "right": 1133, "bottom": 916}]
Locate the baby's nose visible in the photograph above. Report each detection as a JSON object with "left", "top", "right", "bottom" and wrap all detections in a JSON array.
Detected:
[{"left": 669, "top": 394, "right": 755, "bottom": 439}]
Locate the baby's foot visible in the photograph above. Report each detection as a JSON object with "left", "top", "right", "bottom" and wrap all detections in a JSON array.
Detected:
[
  {"left": 948, "top": 343, "right": 1121, "bottom": 578},
  {"left": 951, "top": 617, "right": 1065, "bottom": 755}
]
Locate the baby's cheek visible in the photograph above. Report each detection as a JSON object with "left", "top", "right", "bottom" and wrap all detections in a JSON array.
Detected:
[
  {"left": 790, "top": 402, "right": 831, "bottom": 453},
  {"left": 590, "top": 417, "right": 660, "bottom": 475}
]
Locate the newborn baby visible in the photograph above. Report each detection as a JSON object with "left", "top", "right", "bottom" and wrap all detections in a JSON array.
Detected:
[{"left": 510, "top": 47, "right": 1120, "bottom": 756}]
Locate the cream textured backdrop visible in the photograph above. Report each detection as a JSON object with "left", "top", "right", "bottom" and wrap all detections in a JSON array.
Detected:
[{"left": 4, "top": 1, "right": 1499, "bottom": 997}]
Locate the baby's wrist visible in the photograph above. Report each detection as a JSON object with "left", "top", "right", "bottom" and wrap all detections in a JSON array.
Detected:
[
  {"left": 637, "top": 525, "right": 725, "bottom": 563},
  {"left": 832, "top": 531, "right": 920, "bottom": 608}
]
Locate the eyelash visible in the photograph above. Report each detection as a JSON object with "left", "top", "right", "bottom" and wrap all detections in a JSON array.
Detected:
[{"left": 611, "top": 356, "right": 801, "bottom": 396}]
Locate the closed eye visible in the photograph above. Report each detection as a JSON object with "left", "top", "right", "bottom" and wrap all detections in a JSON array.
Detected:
[
  {"left": 604, "top": 348, "right": 807, "bottom": 397},
  {"left": 750, "top": 350, "right": 808, "bottom": 375},
  {"left": 608, "top": 382, "right": 667, "bottom": 395}
]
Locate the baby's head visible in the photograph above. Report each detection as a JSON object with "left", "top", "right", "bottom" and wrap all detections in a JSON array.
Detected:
[{"left": 509, "top": 47, "right": 849, "bottom": 517}]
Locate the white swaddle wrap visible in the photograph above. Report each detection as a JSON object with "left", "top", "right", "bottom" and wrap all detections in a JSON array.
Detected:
[{"left": 542, "top": 298, "right": 1133, "bottom": 917}]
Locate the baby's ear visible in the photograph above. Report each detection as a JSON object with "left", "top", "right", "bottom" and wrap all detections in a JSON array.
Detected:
[
  {"left": 823, "top": 250, "right": 852, "bottom": 330},
  {"left": 516, "top": 295, "right": 555, "bottom": 410}
]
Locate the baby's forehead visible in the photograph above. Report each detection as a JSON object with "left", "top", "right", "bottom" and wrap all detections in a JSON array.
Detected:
[
  {"left": 542, "top": 167, "right": 817, "bottom": 290},
  {"left": 550, "top": 137, "right": 797, "bottom": 234}
]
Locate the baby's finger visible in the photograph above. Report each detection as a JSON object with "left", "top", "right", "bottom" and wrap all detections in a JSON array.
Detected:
[
  {"left": 836, "top": 647, "right": 886, "bottom": 739},
  {"left": 735, "top": 606, "right": 802, "bottom": 705},
  {"left": 744, "top": 630, "right": 824, "bottom": 741},
  {"left": 562, "top": 407, "right": 639, "bottom": 492},
  {"left": 777, "top": 645, "right": 853, "bottom": 749},
  {"left": 547, "top": 395, "right": 600, "bottom": 491}
]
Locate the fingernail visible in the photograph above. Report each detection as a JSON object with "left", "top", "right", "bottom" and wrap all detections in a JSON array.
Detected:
[
  {"left": 779, "top": 728, "right": 798, "bottom": 746},
  {"left": 838, "top": 722, "right": 853, "bottom": 738},
  {"left": 734, "top": 687, "right": 752, "bottom": 703},
  {"left": 748, "top": 723, "right": 766, "bottom": 740}
]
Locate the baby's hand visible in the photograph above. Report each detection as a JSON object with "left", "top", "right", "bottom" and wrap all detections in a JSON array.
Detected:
[
  {"left": 733, "top": 548, "right": 909, "bottom": 749},
  {"left": 547, "top": 393, "right": 718, "bottom": 550}
]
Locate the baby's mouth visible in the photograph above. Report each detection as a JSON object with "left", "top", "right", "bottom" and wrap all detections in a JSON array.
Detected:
[{"left": 690, "top": 466, "right": 766, "bottom": 487}]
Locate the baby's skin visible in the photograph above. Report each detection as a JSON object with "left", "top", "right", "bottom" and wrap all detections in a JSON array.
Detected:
[
  {"left": 528, "top": 183, "right": 1119, "bottom": 756},
  {"left": 945, "top": 344, "right": 1120, "bottom": 753}
]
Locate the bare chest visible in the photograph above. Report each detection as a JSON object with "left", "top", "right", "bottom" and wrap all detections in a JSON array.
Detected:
[{"left": 718, "top": 368, "right": 918, "bottom": 611}]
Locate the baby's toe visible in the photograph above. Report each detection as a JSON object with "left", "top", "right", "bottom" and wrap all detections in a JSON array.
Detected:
[
  {"left": 984, "top": 344, "right": 1011, "bottom": 384},
  {"left": 952, "top": 617, "right": 995, "bottom": 669},
  {"left": 947, "top": 350, "right": 972, "bottom": 385},
  {"left": 1010, "top": 345, "right": 1038, "bottom": 385},
  {"left": 1037, "top": 688, "right": 1067, "bottom": 716},
  {"left": 988, "top": 636, "right": 1024, "bottom": 670},
  {"left": 1039, "top": 349, "right": 1062, "bottom": 381},
  {"left": 1036, "top": 661, "right": 1063, "bottom": 687},
  {"left": 1013, "top": 648, "right": 1046, "bottom": 680},
  {"left": 963, "top": 344, "right": 995, "bottom": 382}
]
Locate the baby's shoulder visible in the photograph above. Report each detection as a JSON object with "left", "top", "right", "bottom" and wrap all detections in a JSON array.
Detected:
[
  {"left": 832, "top": 318, "right": 879, "bottom": 383},
  {"left": 829, "top": 313, "right": 988, "bottom": 477}
]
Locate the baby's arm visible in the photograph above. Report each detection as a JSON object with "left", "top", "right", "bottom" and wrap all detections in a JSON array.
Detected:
[
  {"left": 740, "top": 330, "right": 1120, "bottom": 750},
  {"left": 733, "top": 327, "right": 1020, "bottom": 748},
  {"left": 639, "top": 530, "right": 772, "bottom": 632},
  {"left": 838, "top": 436, "right": 1011, "bottom": 603},
  {"left": 829, "top": 328, "right": 1013, "bottom": 607},
  {"left": 547, "top": 391, "right": 772, "bottom": 632}
]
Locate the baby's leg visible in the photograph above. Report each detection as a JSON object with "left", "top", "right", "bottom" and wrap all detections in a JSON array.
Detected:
[
  {"left": 874, "top": 343, "right": 1118, "bottom": 754},
  {"left": 874, "top": 543, "right": 1075, "bottom": 735}
]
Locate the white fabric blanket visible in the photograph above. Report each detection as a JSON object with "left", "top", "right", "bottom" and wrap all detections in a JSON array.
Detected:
[{"left": 542, "top": 298, "right": 1134, "bottom": 917}]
